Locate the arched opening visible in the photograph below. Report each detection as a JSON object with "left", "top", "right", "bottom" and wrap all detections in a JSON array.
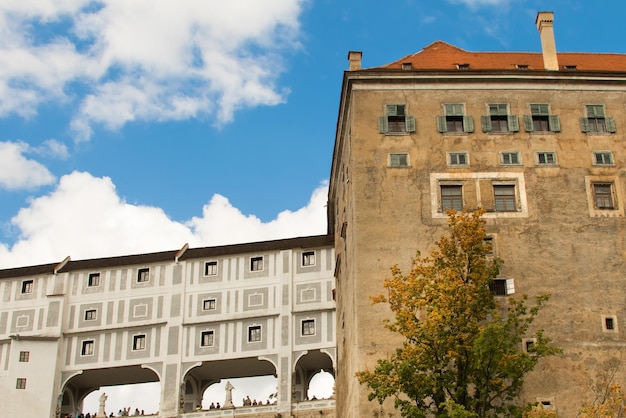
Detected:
[
  {"left": 293, "top": 349, "right": 335, "bottom": 402},
  {"left": 307, "top": 369, "right": 335, "bottom": 400},
  {"left": 181, "top": 357, "right": 276, "bottom": 412},
  {"left": 61, "top": 365, "right": 161, "bottom": 416}
]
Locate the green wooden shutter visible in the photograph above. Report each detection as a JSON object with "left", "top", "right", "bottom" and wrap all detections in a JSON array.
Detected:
[
  {"left": 386, "top": 105, "right": 398, "bottom": 116},
  {"left": 508, "top": 115, "right": 519, "bottom": 132},
  {"left": 406, "top": 115, "right": 416, "bottom": 133},
  {"left": 523, "top": 115, "right": 533, "bottom": 132},
  {"left": 437, "top": 116, "right": 447, "bottom": 133},
  {"left": 579, "top": 117, "right": 590, "bottom": 132},
  {"left": 378, "top": 116, "right": 388, "bottom": 133},
  {"left": 606, "top": 117, "right": 616, "bottom": 133},
  {"left": 463, "top": 116, "right": 474, "bottom": 133},
  {"left": 481, "top": 116, "right": 492, "bottom": 132},
  {"left": 549, "top": 115, "right": 561, "bottom": 132}
]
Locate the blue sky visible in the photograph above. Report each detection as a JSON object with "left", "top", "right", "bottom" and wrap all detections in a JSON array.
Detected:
[
  {"left": 2, "top": 0, "right": 626, "bottom": 412},
  {"left": 1, "top": 0, "right": 625, "bottom": 268}
]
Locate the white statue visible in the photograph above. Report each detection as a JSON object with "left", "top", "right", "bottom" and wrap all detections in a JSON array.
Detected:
[
  {"left": 96, "top": 392, "right": 107, "bottom": 417},
  {"left": 223, "top": 381, "right": 235, "bottom": 409}
]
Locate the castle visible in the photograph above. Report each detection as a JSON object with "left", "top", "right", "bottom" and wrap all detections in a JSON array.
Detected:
[{"left": 2, "top": 11, "right": 626, "bottom": 418}]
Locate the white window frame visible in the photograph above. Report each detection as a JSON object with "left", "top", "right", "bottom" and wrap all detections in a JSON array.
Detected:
[
  {"left": 248, "top": 325, "right": 262, "bottom": 343},
  {"left": 21, "top": 280, "right": 33, "bottom": 294},
  {"left": 389, "top": 153, "right": 409, "bottom": 167},
  {"left": 500, "top": 151, "right": 521, "bottom": 166},
  {"left": 88, "top": 273, "right": 100, "bottom": 287},
  {"left": 81, "top": 340, "right": 95, "bottom": 356},
  {"left": 84, "top": 309, "right": 97, "bottom": 321},
  {"left": 302, "top": 251, "right": 316, "bottom": 267},
  {"left": 137, "top": 268, "right": 150, "bottom": 283},
  {"left": 250, "top": 256, "right": 264, "bottom": 272},
  {"left": 204, "top": 261, "right": 218, "bottom": 276},
  {"left": 132, "top": 334, "right": 146, "bottom": 351},
  {"left": 203, "top": 298, "right": 217, "bottom": 311},
  {"left": 593, "top": 151, "right": 614, "bottom": 166},
  {"left": 301, "top": 319, "right": 316, "bottom": 336},
  {"left": 536, "top": 152, "right": 557, "bottom": 166},
  {"left": 448, "top": 152, "right": 469, "bottom": 166},
  {"left": 200, "top": 330, "right": 215, "bottom": 347},
  {"left": 602, "top": 315, "right": 618, "bottom": 332}
]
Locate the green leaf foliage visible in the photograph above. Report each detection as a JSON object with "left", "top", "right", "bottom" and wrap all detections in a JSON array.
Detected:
[{"left": 357, "top": 209, "right": 561, "bottom": 417}]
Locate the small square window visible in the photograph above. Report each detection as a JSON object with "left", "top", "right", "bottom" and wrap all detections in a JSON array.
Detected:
[
  {"left": 523, "top": 338, "right": 537, "bottom": 353},
  {"left": 537, "top": 152, "right": 557, "bottom": 165},
  {"left": 248, "top": 325, "right": 262, "bottom": 342},
  {"left": 448, "top": 152, "right": 468, "bottom": 166},
  {"left": 81, "top": 340, "right": 94, "bottom": 356},
  {"left": 593, "top": 151, "right": 614, "bottom": 166},
  {"left": 19, "top": 351, "right": 29, "bottom": 362},
  {"left": 21, "top": 280, "right": 33, "bottom": 294},
  {"left": 16, "top": 378, "right": 26, "bottom": 389},
  {"left": 137, "top": 268, "right": 150, "bottom": 283},
  {"left": 204, "top": 261, "right": 218, "bottom": 276},
  {"left": 605, "top": 317, "right": 615, "bottom": 330},
  {"left": 84, "top": 309, "right": 97, "bottom": 321},
  {"left": 302, "top": 319, "right": 316, "bottom": 336},
  {"left": 401, "top": 62, "right": 412, "bottom": 70},
  {"left": 88, "top": 273, "right": 100, "bottom": 287},
  {"left": 250, "top": 257, "right": 264, "bottom": 272},
  {"left": 133, "top": 335, "right": 146, "bottom": 351},
  {"left": 482, "top": 237, "right": 494, "bottom": 255},
  {"left": 302, "top": 251, "right": 316, "bottom": 266},
  {"left": 501, "top": 152, "right": 520, "bottom": 165},
  {"left": 201, "top": 330, "right": 215, "bottom": 347},
  {"left": 516, "top": 64, "right": 529, "bottom": 70},
  {"left": 389, "top": 153, "right": 409, "bottom": 167},
  {"left": 203, "top": 299, "right": 216, "bottom": 311},
  {"left": 489, "top": 278, "right": 515, "bottom": 296}
]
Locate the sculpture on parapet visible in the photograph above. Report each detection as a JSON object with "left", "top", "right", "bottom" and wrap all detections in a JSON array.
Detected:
[
  {"left": 223, "top": 381, "right": 235, "bottom": 409},
  {"left": 96, "top": 393, "right": 107, "bottom": 417}
]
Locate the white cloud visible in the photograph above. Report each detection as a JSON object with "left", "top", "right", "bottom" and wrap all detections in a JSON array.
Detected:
[
  {"left": 0, "top": 172, "right": 328, "bottom": 269},
  {"left": 0, "top": 141, "right": 56, "bottom": 190},
  {"left": 0, "top": 0, "right": 306, "bottom": 140}
]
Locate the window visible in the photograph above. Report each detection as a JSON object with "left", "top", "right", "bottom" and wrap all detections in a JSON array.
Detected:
[
  {"left": 250, "top": 256, "right": 264, "bottom": 271},
  {"left": 201, "top": 330, "right": 215, "bottom": 347},
  {"left": 537, "top": 152, "right": 557, "bottom": 165},
  {"left": 501, "top": 152, "right": 520, "bottom": 165},
  {"left": 378, "top": 104, "right": 416, "bottom": 134},
  {"left": 389, "top": 153, "right": 409, "bottom": 167},
  {"left": 494, "top": 185, "right": 516, "bottom": 212},
  {"left": 564, "top": 65, "right": 577, "bottom": 71},
  {"left": 605, "top": 317, "right": 615, "bottom": 331},
  {"left": 84, "top": 309, "right": 97, "bottom": 321},
  {"left": 204, "top": 261, "right": 218, "bottom": 276},
  {"left": 248, "top": 325, "right": 262, "bottom": 342},
  {"left": 441, "top": 185, "right": 463, "bottom": 212},
  {"left": 489, "top": 278, "right": 515, "bottom": 296},
  {"left": 16, "top": 378, "right": 26, "bottom": 389},
  {"left": 21, "top": 280, "right": 33, "bottom": 294},
  {"left": 482, "top": 237, "right": 494, "bottom": 255},
  {"left": 132, "top": 335, "right": 146, "bottom": 351},
  {"left": 593, "top": 151, "right": 614, "bottom": 166},
  {"left": 448, "top": 152, "right": 468, "bottom": 166},
  {"left": 524, "top": 104, "right": 560, "bottom": 132},
  {"left": 456, "top": 63, "right": 470, "bottom": 70},
  {"left": 302, "top": 251, "right": 316, "bottom": 266},
  {"left": 523, "top": 338, "right": 537, "bottom": 353},
  {"left": 137, "top": 268, "right": 150, "bottom": 283},
  {"left": 438, "top": 103, "right": 474, "bottom": 133},
  {"left": 203, "top": 298, "right": 216, "bottom": 311},
  {"left": 516, "top": 64, "right": 529, "bottom": 70},
  {"left": 482, "top": 104, "right": 519, "bottom": 133},
  {"left": 88, "top": 273, "right": 100, "bottom": 287},
  {"left": 581, "top": 105, "right": 616, "bottom": 133},
  {"left": 302, "top": 319, "right": 316, "bottom": 336},
  {"left": 81, "top": 340, "right": 94, "bottom": 356},
  {"left": 401, "top": 62, "right": 412, "bottom": 70},
  {"left": 592, "top": 183, "right": 616, "bottom": 209},
  {"left": 19, "top": 351, "right": 29, "bottom": 362}
]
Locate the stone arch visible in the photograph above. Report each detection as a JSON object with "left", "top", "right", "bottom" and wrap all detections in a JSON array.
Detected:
[{"left": 293, "top": 349, "right": 335, "bottom": 402}]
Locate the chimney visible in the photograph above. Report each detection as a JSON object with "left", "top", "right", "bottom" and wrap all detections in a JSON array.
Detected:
[
  {"left": 536, "top": 11, "right": 559, "bottom": 71},
  {"left": 348, "top": 51, "right": 362, "bottom": 71}
]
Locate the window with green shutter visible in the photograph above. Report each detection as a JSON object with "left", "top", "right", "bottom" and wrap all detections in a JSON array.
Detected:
[
  {"left": 524, "top": 103, "right": 559, "bottom": 132},
  {"left": 482, "top": 104, "right": 519, "bottom": 133},
  {"left": 580, "top": 105, "right": 616, "bottom": 133},
  {"left": 378, "top": 104, "right": 416, "bottom": 134},
  {"left": 438, "top": 103, "right": 474, "bottom": 133}
]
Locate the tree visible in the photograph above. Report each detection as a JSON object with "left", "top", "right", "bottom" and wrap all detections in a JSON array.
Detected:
[
  {"left": 578, "top": 357, "right": 626, "bottom": 418},
  {"left": 357, "top": 209, "right": 561, "bottom": 417}
]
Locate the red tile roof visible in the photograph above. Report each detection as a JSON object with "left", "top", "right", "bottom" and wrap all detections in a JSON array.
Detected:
[{"left": 375, "top": 41, "right": 626, "bottom": 72}]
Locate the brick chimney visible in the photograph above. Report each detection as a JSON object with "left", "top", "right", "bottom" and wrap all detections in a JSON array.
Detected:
[
  {"left": 536, "top": 11, "right": 559, "bottom": 71},
  {"left": 348, "top": 51, "right": 362, "bottom": 71}
]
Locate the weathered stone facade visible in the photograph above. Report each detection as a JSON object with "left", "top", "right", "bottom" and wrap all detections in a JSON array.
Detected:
[{"left": 328, "top": 12, "right": 626, "bottom": 418}]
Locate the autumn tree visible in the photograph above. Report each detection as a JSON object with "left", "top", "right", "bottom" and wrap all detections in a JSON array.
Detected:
[
  {"left": 357, "top": 209, "right": 560, "bottom": 417},
  {"left": 579, "top": 357, "right": 626, "bottom": 418}
]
